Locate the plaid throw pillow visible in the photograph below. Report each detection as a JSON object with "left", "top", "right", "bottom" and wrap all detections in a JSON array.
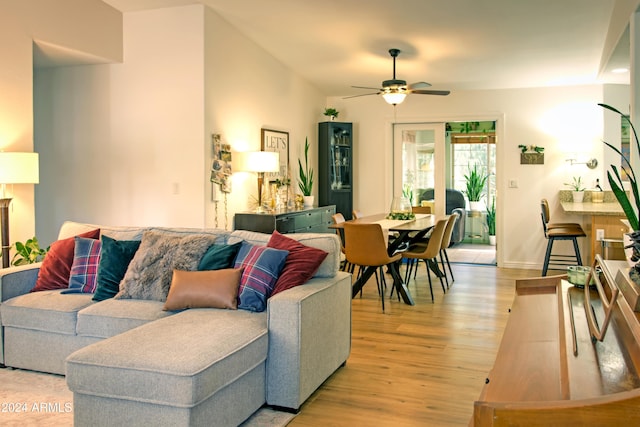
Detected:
[
  {"left": 233, "top": 241, "right": 288, "bottom": 312},
  {"left": 63, "top": 237, "right": 102, "bottom": 294}
]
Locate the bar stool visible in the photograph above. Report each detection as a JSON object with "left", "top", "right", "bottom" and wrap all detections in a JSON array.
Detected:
[
  {"left": 540, "top": 208, "right": 586, "bottom": 276},
  {"left": 541, "top": 199, "right": 582, "bottom": 230}
]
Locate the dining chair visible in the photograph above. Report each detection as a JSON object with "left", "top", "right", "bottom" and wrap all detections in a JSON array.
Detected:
[
  {"left": 343, "top": 222, "right": 403, "bottom": 311},
  {"left": 411, "top": 206, "right": 432, "bottom": 214},
  {"left": 352, "top": 209, "right": 363, "bottom": 219},
  {"left": 402, "top": 218, "right": 448, "bottom": 302},
  {"left": 439, "top": 212, "right": 460, "bottom": 288},
  {"left": 335, "top": 213, "right": 385, "bottom": 295},
  {"left": 331, "top": 213, "right": 348, "bottom": 271}
]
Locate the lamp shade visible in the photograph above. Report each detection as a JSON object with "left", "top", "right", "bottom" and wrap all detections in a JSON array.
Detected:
[
  {"left": 0, "top": 152, "right": 39, "bottom": 184},
  {"left": 382, "top": 92, "right": 407, "bottom": 105},
  {"left": 237, "top": 151, "right": 280, "bottom": 173}
]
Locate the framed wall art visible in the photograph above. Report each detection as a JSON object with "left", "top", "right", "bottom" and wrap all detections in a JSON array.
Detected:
[{"left": 261, "top": 128, "right": 289, "bottom": 182}]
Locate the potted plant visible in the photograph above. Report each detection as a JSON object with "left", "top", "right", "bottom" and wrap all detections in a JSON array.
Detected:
[
  {"left": 464, "top": 164, "right": 488, "bottom": 211},
  {"left": 10, "top": 237, "right": 49, "bottom": 266},
  {"left": 323, "top": 107, "right": 339, "bottom": 121},
  {"left": 486, "top": 196, "right": 496, "bottom": 245},
  {"left": 598, "top": 103, "right": 640, "bottom": 277},
  {"left": 298, "top": 137, "right": 314, "bottom": 207},
  {"left": 564, "top": 176, "right": 585, "bottom": 203}
]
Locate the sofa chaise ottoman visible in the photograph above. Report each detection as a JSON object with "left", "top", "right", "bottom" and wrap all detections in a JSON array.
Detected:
[{"left": 0, "top": 221, "right": 352, "bottom": 426}]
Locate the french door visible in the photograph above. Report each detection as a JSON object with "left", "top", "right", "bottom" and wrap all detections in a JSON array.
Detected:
[{"left": 392, "top": 123, "right": 446, "bottom": 218}]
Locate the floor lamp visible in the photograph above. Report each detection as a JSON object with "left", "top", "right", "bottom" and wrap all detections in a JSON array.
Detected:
[
  {"left": 237, "top": 151, "right": 280, "bottom": 213},
  {"left": 0, "top": 152, "right": 40, "bottom": 268}
]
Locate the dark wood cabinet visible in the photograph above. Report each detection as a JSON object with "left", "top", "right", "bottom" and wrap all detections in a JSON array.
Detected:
[
  {"left": 318, "top": 121, "right": 353, "bottom": 219},
  {"left": 234, "top": 205, "right": 336, "bottom": 234}
]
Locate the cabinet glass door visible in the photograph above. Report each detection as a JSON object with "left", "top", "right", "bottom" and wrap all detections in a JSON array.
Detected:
[{"left": 330, "top": 144, "right": 351, "bottom": 190}]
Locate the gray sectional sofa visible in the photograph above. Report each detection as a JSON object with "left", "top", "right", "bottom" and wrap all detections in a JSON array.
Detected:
[{"left": 0, "top": 221, "right": 352, "bottom": 426}]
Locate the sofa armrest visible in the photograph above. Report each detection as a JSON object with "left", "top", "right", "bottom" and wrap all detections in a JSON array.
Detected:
[
  {"left": 265, "top": 271, "right": 352, "bottom": 410},
  {"left": 0, "top": 263, "right": 41, "bottom": 302}
]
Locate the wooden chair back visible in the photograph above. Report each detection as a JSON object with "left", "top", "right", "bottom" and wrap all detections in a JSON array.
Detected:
[
  {"left": 343, "top": 223, "right": 400, "bottom": 267},
  {"left": 411, "top": 206, "right": 432, "bottom": 214},
  {"left": 441, "top": 212, "right": 459, "bottom": 249}
]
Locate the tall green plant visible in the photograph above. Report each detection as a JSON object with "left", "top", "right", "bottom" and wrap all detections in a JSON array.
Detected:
[
  {"left": 464, "top": 164, "right": 488, "bottom": 202},
  {"left": 599, "top": 103, "right": 640, "bottom": 231},
  {"left": 486, "top": 196, "right": 496, "bottom": 235},
  {"left": 298, "top": 137, "right": 314, "bottom": 196}
]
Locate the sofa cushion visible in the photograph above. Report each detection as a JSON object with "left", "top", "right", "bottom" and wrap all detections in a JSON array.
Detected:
[
  {"left": 76, "top": 298, "right": 171, "bottom": 339},
  {"left": 1, "top": 290, "right": 94, "bottom": 335},
  {"left": 93, "top": 236, "right": 141, "bottom": 302},
  {"left": 163, "top": 268, "right": 242, "bottom": 311},
  {"left": 115, "top": 231, "right": 219, "bottom": 302},
  {"left": 66, "top": 309, "right": 268, "bottom": 408},
  {"left": 267, "top": 231, "right": 328, "bottom": 296},
  {"left": 63, "top": 237, "right": 102, "bottom": 294},
  {"left": 197, "top": 242, "right": 242, "bottom": 271},
  {"left": 229, "top": 230, "right": 340, "bottom": 278},
  {"left": 31, "top": 229, "right": 101, "bottom": 292},
  {"left": 233, "top": 242, "right": 288, "bottom": 312}
]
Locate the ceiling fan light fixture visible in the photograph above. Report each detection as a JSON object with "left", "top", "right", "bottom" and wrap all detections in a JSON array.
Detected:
[{"left": 382, "top": 92, "right": 407, "bottom": 105}]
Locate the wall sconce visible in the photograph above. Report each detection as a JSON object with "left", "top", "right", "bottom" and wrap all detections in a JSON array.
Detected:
[
  {"left": 0, "top": 152, "right": 39, "bottom": 268},
  {"left": 566, "top": 157, "right": 598, "bottom": 169}
]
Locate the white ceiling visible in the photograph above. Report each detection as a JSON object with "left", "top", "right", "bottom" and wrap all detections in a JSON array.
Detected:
[{"left": 46, "top": 0, "right": 639, "bottom": 96}]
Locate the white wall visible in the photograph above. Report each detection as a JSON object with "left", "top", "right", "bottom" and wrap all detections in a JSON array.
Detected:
[
  {"left": 203, "top": 8, "right": 325, "bottom": 230},
  {"left": 328, "top": 84, "right": 615, "bottom": 269},
  {"left": 35, "top": 6, "right": 204, "bottom": 244},
  {"left": 34, "top": 5, "right": 325, "bottom": 244},
  {"left": 1, "top": 0, "right": 121, "bottom": 248}
]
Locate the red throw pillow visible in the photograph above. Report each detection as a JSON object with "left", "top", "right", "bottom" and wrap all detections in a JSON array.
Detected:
[
  {"left": 31, "top": 229, "right": 100, "bottom": 292},
  {"left": 267, "top": 231, "right": 328, "bottom": 296}
]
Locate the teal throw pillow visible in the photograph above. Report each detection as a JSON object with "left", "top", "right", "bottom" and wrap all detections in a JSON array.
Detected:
[
  {"left": 92, "top": 235, "right": 141, "bottom": 301},
  {"left": 198, "top": 242, "right": 242, "bottom": 271}
]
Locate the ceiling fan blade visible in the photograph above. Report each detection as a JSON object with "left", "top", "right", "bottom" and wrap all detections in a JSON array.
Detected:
[
  {"left": 343, "top": 92, "right": 380, "bottom": 99},
  {"left": 412, "top": 89, "right": 451, "bottom": 96},
  {"left": 352, "top": 85, "right": 382, "bottom": 91},
  {"left": 408, "top": 81, "right": 432, "bottom": 90}
]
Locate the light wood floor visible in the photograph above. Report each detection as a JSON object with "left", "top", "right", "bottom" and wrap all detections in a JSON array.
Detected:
[{"left": 289, "top": 263, "right": 539, "bottom": 427}]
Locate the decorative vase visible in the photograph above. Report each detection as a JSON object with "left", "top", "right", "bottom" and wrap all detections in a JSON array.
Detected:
[
  {"left": 572, "top": 191, "right": 584, "bottom": 203},
  {"left": 390, "top": 197, "right": 412, "bottom": 214},
  {"left": 489, "top": 235, "right": 496, "bottom": 246},
  {"left": 303, "top": 195, "right": 314, "bottom": 208}
]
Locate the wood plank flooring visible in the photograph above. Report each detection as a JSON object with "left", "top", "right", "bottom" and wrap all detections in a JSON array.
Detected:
[{"left": 289, "top": 263, "right": 539, "bottom": 427}]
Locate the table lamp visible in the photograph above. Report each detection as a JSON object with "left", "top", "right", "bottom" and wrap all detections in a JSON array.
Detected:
[
  {"left": 0, "top": 152, "right": 40, "bottom": 268},
  {"left": 238, "top": 151, "right": 279, "bottom": 213}
]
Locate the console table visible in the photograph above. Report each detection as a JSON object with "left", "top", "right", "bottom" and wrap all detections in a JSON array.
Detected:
[{"left": 234, "top": 205, "right": 336, "bottom": 234}]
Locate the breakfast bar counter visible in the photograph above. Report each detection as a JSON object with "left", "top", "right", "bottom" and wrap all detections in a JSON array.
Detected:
[
  {"left": 560, "top": 201, "right": 624, "bottom": 216},
  {"left": 559, "top": 195, "right": 626, "bottom": 263}
]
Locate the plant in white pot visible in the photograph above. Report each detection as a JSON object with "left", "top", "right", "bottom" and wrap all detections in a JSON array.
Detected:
[
  {"left": 564, "top": 176, "right": 585, "bottom": 203},
  {"left": 486, "top": 196, "right": 496, "bottom": 245},
  {"left": 323, "top": 107, "right": 339, "bottom": 121},
  {"left": 464, "top": 164, "right": 488, "bottom": 211},
  {"left": 298, "top": 137, "right": 314, "bottom": 208}
]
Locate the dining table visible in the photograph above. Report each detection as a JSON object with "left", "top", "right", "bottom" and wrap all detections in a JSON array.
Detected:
[{"left": 330, "top": 213, "right": 439, "bottom": 306}]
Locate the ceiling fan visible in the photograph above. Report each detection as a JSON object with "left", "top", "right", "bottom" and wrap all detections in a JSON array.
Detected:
[{"left": 346, "top": 48, "right": 450, "bottom": 105}]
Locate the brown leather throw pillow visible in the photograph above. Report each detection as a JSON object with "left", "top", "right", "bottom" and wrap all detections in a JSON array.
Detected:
[{"left": 163, "top": 268, "right": 242, "bottom": 311}]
